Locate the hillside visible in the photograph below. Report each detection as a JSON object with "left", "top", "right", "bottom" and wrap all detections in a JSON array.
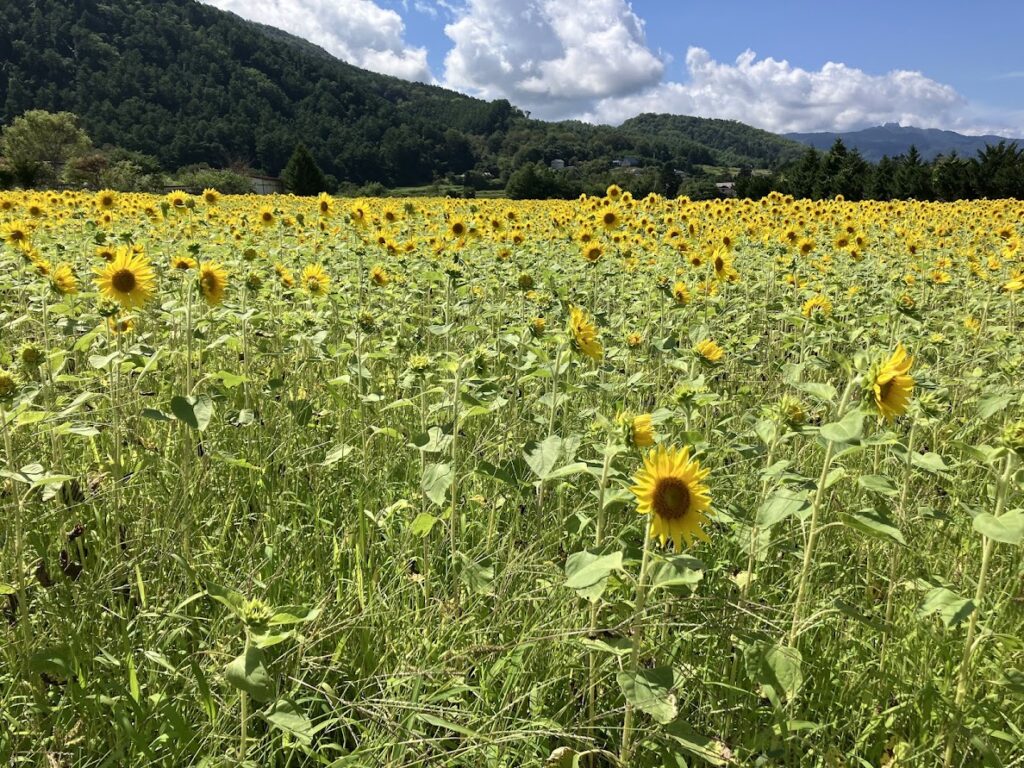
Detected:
[
  {"left": 786, "top": 123, "right": 1023, "bottom": 162},
  {"left": 0, "top": 0, "right": 803, "bottom": 189}
]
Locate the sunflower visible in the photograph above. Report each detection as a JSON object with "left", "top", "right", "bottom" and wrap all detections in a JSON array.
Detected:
[
  {"left": 694, "top": 338, "right": 724, "bottom": 364},
  {"left": 302, "top": 264, "right": 330, "bottom": 296},
  {"left": 530, "top": 317, "right": 546, "bottom": 337},
  {"left": 712, "top": 247, "right": 739, "bottom": 282},
  {"left": 2, "top": 220, "right": 32, "bottom": 248},
  {"left": 94, "top": 248, "right": 157, "bottom": 308},
  {"left": 257, "top": 207, "right": 276, "bottom": 228},
  {"left": 449, "top": 218, "right": 468, "bottom": 239},
  {"left": 170, "top": 255, "right": 197, "bottom": 271},
  {"left": 630, "top": 445, "right": 713, "bottom": 549},
  {"left": 672, "top": 282, "right": 690, "bottom": 305},
  {"left": 370, "top": 264, "right": 390, "bottom": 286},
  {"left": 871, "top": 344, "right": 914, "bottom": 422},
  {"left": 202, "top": 188, "right": 220, "bottom": 205},
  {"left": 50, "top": 263, "right": 78, "bottom": 295},
  {"left": 568, "top": 305, "right": 603, "bottom": 361},
  {"left": 582, "top": 242, "right": 603, "bottom": 263},
  {"left": 599, "top": 208, "right": 620, "bottom": 231},
  {"left": 96, "top": 189, "right": 117, "bottom": 210},
  {"left": 198, "top": 262, "right": 228, "bottom": 306},
  {"left": 624, "top": 412, "right": 656, "bottom": 448},
  {"left": 801, "top": 294, "right": 832, "bottom": 319},
  {"left": 317, "top": 193, "right": 334, "bottom": 216},
  {"left": 107, "top": 315, "right": 136, "bottom": 335}
]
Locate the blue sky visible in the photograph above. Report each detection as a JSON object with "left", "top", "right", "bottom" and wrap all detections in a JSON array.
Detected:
[{"left": 204, "top": 0, "right": 1024, "bottom": 135}]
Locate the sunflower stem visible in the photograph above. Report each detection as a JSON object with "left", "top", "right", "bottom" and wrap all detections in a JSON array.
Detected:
[
  {"left": 788, "top": 375, "right": 857, "bottom": 647},
  {"left": 586, "top": 441, "right": 616, "bottom": 747},
  {"left": 942, "top": 451, "right": 1015, "bottom": 768},
  {"left": 879, "top": 419, "right": 916, "bottom": 675},
  {"left": 620, "top": 516, "right": 654, "bottom": 765}
]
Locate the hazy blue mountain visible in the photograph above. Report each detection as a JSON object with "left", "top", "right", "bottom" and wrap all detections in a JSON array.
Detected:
[{"left": 785, "top": 123, "right": 1022, "bottom": 162}]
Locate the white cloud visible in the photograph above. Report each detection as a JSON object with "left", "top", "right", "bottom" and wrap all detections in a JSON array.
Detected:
[
  {"left": 442, "top": 0, "right": 665, "bottom": 119},
  {"left": 202, "top": 0, "right": 432, "bottom": 82},
  {"left": 578, "top": 48, "right": 972, "bottom": 133}
]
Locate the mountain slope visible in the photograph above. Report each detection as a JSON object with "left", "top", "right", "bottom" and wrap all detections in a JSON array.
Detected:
[
  {"left": 0, "top": 0, "right": 808, "bottom": 186},
  {"left": 786, "top": 123, "right": 1023, "bottom": 162}
]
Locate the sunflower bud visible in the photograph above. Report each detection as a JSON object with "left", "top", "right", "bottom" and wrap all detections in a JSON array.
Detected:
[{"left": 1000, "top": 421, "right": 1024, "bottom": 455}]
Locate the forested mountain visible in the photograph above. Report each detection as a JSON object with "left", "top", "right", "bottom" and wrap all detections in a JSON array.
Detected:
[
  {"left": 0, "top": 0, "right": 804, "bottom": 188},
  {"left": 786, "top": 123, "right": 1022, "bottom": 162}
]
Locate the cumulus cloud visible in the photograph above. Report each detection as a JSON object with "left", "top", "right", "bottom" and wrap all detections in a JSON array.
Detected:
[
  {"left": 442, "top": 0, "right": 666, "bottom": 119},
  {"left": 579, "top": 48, "right": 969, "bottom": 133},
  {"left": 202, "top": 0, "right": 432, "bottom": 82}
]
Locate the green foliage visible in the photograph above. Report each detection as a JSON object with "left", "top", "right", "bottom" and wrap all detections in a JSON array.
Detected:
[
  {"left": 281, "top": 144, "right": 328, "bottom": 196},
  {"left": 0, "top": 109, "right": 91, "bottom": 187}
]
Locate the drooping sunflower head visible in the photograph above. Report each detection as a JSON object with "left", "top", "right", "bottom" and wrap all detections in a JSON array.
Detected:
[
  {"left": 302, "top": 264, "right": 330, "bottom": 296},
  {"left": 801, "top": 294, "right": 832, "bottom": 319},
  {"left": 869, "top": 343, "right": 914, "bottom": 423},
  {"left": 0, "top": 367, "right": 20, "bottom": 403},
  {"left": 198, "top": 262, "right": 228, "bottom": 306},
  {"left": 50, "top": 263, "right": 78, "bottom": 295},
  {"left": 618, "top": 412, "right": 656, "bottom": 448},
  {"left": 568, "top": 305, "right": 603, "bottom": 361},
  {"left": 694, "top": 338, "right": 725, "bottom": 364},
  {"left": 672, "top": 282, "right": 690, "bottom": 305},
  {"left": 370, "top": 264, "right": 390, "bottom": 286},
  {"left": 631, "top": 445, "right": 713, "bottom": 549},
  {"left": 94, "top": 247, "right": 157, "bottom": 309}
]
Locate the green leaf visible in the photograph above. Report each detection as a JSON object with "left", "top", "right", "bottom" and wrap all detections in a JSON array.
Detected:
[
  {"left": 410, "top": 512, "right": 439, "bottom": 537},
  {"left": 170, "top": 394, "right": 214, "bottom": 431},
  {"left": 421, "top": 463, "right": 453, "bottom": 506},
  {"left": 415, "top": 713, "right": 481, "bottom": 740},
  {"left": 973, "top": 510, "right": 1024, "bottom": 545},
  {"left": 322, "top": 443, "right": 355, "bottom": 467},
  {"left": 458, "top": 553, "right": 494, "bottom": 596},
  {"left": 524, "top": 435, "right": 582, "bottom": 481},
  {"left": 0, "top": 583, "right": 16, "bottom": 596},
  {"left": 408, "top": 426, "right": 452, "bottom": 454},
  {"left": 663, "top": 721, "right": 727, "bottom": 766},
  {"left": 842, "top": 509, "right": 906, "bottom": 545},
  {"left": 762, "top": 644, "right": 803, "bottom": 700},
  {"left": 206, "top": 582, "right": 245, "bottom": 616},
  {"left": 616, "top": 666, "right": 678, "bottom": 725},
  {"left": 797, "top": 381, "right": 837, "bottom": 403},
  {"left": 911, "top": 451, "right": 949, "bottom": 474},
  {"left": 648, "top": 554, "right": 704, "bottom": 592},
  {"left": 269, "top": 605, "right": 320, "bottom": 625},
  {"left": 757, "top": 488, "right": 810, "bottom": 527},
  {"left": 858, "top": 474, "right": 900, "bottom": 497},
  {"left": 819, "top": 409, "right": 864, "bottom": 444},
  {"left": 977, "top": 394, "right": 1011, "bottom": 420},
  {"left": 263, "top": 698, "right": 313, "bottom": 745},
  {"left": 577, "top": 637, "right": 632, "bottom": 657},
  {"left": 214, "top": 370, "right": 247, "bottom": 388},
  {"left": 224, "top": 646, "right": 274, "bottom": 702},
  {"left": 29, "top": 645, "right": 74, "bottom": 680},
  {"left": 918, "top": 587, "right": 975, "bottom": 628},
  {"left": 564, "top": 550, "right": 624, "bottom": 603}
]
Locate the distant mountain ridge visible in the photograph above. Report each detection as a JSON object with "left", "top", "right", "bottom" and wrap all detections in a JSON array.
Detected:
[{"left": 785, "top": 123, "right": 1023, "bottom": 162}]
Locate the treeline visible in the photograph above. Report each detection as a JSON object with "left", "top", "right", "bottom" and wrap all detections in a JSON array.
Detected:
[{"left": 736, "top": 139, "right": 1024, "bottom": 201}]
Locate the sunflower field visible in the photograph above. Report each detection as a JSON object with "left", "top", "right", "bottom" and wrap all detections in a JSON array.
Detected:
[{"left": 1, "top": 187, "right": 1023, "bottom": 767}]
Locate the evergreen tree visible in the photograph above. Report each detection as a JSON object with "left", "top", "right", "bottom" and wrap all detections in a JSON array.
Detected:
[{"left": 282, "top": 144, "right": 328, "bottom": 196}]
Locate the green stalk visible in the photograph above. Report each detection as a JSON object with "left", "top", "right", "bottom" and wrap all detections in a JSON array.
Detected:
[
  {"left": 620, "top": 517, "right": 654, "bottom": 765},
  {"left": 788, "top": 376, "right": 857, "bottom": 647},
  {"left": 942, "top": 452, "right": 1016, "bottom": 768},
  {"left": 449, "top": 361, "right": 462, "bottom": 608},
  {"left": 879, "top": 419, "right": 917, "bottom": 673},
  {"left": 586, "top": 442, "right": 616, "bottom": 742}
]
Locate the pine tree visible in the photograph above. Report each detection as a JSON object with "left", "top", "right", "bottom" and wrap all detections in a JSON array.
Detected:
[{"left": 282, "top": 144, "right": 328, "bottom": 196}]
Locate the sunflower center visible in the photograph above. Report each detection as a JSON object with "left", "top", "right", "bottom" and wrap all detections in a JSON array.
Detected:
[
  {"left": 714, "top": 256, "right": 724, "bottom": 272},
  {"left": 111, "top": 268, "right": 137, "bottom": 293},
  {"left": 653, "top": 477, "right": 691, "bottom": 521}
]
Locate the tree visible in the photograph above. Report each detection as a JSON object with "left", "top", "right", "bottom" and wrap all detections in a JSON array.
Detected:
[
  {"left": 281, "top": 144, "right": 329, "bottom": 196},
  {"left": 0, "top": 110, "right": 91, "bottom": 187}
]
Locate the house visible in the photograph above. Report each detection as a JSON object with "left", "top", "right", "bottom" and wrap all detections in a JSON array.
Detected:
[
  {"left": 715, "top": 182, "right": 736, "bottom": 197},
  {"left": 249, "top": 175, "right": 284, "bottom": 195},
  {"left": 612, "top": 157, "right": 641, "bottom": 168},
  {"left": 550, "top": 159, "right": 565, "bottom": 170}
]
